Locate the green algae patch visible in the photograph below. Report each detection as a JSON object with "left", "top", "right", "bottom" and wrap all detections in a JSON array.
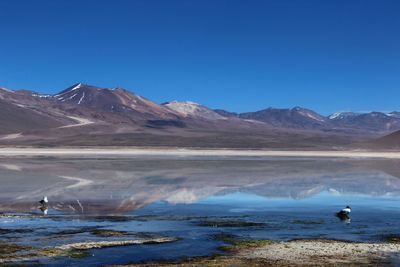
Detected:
[
  {"left": 0, "top": 237, "right": 178, "bottom": 264},
  {"left": 47, "top": 226, "right": 132, "bottom": 239},
  {"left": 39, "top": 248, "right": 91, "bottom": 259},
  {"left": 68, "top": 250, "right": 91, "bottom": 259},
  {"left": 383, "top": 235, "right": 400, "bottom": 243},
  {"left": 50, "top": 226, "right": 99, "bottom": 236},
  {"left": 90, "top": 229, "right": 130, "bottom": 237},
  {"left": 0, "top": 242, "right": 33, "bottom": 259},
  {"left": 212, "top": 233, "right": 273, "bottom": 253},
  {"left": 0, "top": 242, "right": 36, "bottom": 263},
  {"left": 219, "top": 239, "right": 273, "bottom": 252}
]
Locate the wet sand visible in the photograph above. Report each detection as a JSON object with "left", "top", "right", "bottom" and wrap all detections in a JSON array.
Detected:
[
  {"left": 112, "top": 239, "right": 400, "bottom": 266},
  {"left": 0, "top": 147, "right": 399, "bottom": 158},
  {"left": 239, "top": 239, "right": 400, "bottom": 266}
]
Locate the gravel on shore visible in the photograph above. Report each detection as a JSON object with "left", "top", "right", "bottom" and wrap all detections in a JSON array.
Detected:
[{"left": 110, "top": 239, "right": 400, "bottom": 266}]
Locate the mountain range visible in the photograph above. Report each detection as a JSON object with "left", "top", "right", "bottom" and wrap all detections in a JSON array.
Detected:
[{"left": 0, "top": 83, "right": 399, "bottom": 149}]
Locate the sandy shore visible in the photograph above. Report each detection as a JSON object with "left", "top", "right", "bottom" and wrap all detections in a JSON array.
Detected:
[
  {"left": 0, "top": 147, "right": 399, "bottom": 158},
  {"left": 112, "top": 239, "right": 400, "bottom": 266},
  {"left": 239, "top": 239, "right": 400, "bottom": 266}
]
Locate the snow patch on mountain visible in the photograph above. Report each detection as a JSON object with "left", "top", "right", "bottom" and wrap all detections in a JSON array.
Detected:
[
  {"left": 387, "top": 112, "right": 400, "bottom": 118},
  {"left": 328, "top": 112, "right": 359, "bottom": 120},
  {"left": 77, "top": 92, "right": 85, "bottom": 105},
  {"left": 32, "top": 93, "right": 52, "bottom": 98},
  {"left": 70, "top": 83, "right": 83, "bottom": 92},
  {"left": 329, "top": 112, "right": 343, "bottom": 120},
  {"left": 66, "top": 93, "right": 78, "bottom": 101},
  {"left": 163, "top": 101, "right": 225, "bottom": 120},
  {"left": 54, "top": 83, "right": 83, "bottom": 98},
  {"left": 293, "top": 107, "right": 325, "bottom": 122},
  {"left": 0, "top": 87, "right": 13, "bottom": 93},
  {"left": 301, "top": 111, "right": 325, "bottom": 122}
]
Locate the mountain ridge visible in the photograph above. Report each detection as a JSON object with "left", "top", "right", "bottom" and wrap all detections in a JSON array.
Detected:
[{"left": 0, "top": 83, "right": 399, "bottom": 149}]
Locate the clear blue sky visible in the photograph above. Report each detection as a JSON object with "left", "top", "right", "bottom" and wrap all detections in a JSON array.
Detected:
[{"left": 1, "top": 0, "right": 399, "bottom": 115}]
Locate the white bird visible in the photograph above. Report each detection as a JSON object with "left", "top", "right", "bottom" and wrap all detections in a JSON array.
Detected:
[
  {"left": 39, "top": 196, "right": 48, "bottom": 206},
  {"left": 336, "top": 206, "right": 351, "bottom": 221},
  {"left": 341, "top": 206, "right": 351, "bottom": 214}
]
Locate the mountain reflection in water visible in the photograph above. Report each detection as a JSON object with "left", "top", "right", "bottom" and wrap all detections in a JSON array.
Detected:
[{"left": 0, "top": 156, "right": 399, "bottom": 215}]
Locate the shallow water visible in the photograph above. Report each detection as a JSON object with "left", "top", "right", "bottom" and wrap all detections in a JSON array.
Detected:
[{"left": 0, "top": 156, "right": 400, "bottom": 266}]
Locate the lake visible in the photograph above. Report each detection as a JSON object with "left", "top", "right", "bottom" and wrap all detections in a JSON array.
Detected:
[{"left": 0, "top": 156, "right": 400, "bottom": 266}]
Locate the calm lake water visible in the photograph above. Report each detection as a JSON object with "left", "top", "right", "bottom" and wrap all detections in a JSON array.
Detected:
[{"left": 0, "top": 156, "right": 400, "bottom": 266}]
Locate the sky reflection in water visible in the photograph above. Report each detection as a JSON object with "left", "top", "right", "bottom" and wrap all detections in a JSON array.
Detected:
[{"left": 0, "top": 156, "right": 399, "bottom": 214}]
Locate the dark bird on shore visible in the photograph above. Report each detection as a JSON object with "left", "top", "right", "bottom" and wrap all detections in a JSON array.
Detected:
[
  {"left": 336, "top": 206, "right": 351, "bottom": 221},
  {"left": 39, "top": 196, "right": 48, "bottom": 206}
]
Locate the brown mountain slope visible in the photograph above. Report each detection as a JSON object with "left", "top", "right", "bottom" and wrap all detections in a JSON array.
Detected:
[
  {"left": 365, "top": 130, "right": 400, "bottom": 149},
  {"left": 54, "top": 83, "right": 179, "bottom": 119},
  {"left": 0, "top": 83, "right": 396, "bottom": 149},
  {"left": 239, "top": 107, "right": 328, "bottom": 130},
  {"left": 0, "top": 100, "right": 66, "bottom": 134}
]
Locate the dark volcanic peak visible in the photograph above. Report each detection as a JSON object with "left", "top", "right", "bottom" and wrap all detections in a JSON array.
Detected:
[
  {"left": 239, "top": 106, "right": 327, "bottom": 129},
  {"left": 54, "top": 82, "right": 86, "bottom": 96},
  {"left": 53, "top": 83, "right": 176, "bottom": 118},
  {"left": 54, "top": 83, "right": 114, "bottom": 106}
]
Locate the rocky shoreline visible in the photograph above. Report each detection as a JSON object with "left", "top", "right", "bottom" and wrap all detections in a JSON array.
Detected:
[{"left": 0, "top": 237, "right": 178, "bottom": 264}]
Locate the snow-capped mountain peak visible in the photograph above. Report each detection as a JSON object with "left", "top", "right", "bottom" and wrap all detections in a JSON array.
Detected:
[
  {"left": 70, "top": 83, "right": 83, "bottom": 91},
  {"left": 328, "top": 112, "right": 359, "bottom": 120}
]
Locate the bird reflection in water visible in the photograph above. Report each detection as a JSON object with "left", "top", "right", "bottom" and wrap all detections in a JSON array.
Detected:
[{"left": 39, "top": 196, "right": 49, "bottom": 215}]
